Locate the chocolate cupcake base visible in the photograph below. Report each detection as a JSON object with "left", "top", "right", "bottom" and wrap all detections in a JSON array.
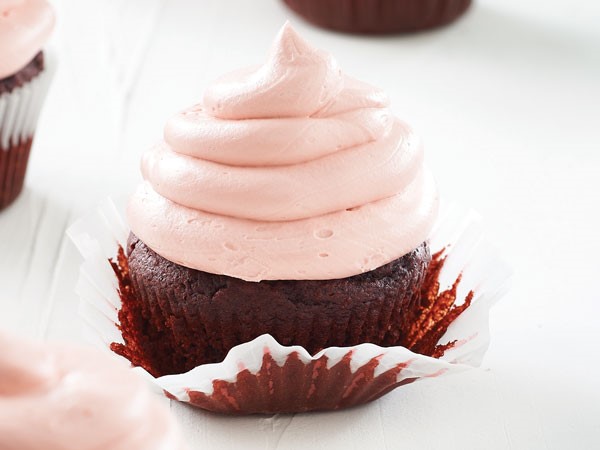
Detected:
[
  {"left": 283, "top": 0, "right": 472, "bottom": 34},
  {"left": 0, "top": 138, "right": 33, "bottom": 210},
  {"left": 71, "top": 201, "right": 504, "bottom": 414},
  {"left": 114, "top": 234, "right": 431, "bottom": 377}
]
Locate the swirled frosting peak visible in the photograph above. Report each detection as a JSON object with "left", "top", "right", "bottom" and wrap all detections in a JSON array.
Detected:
[
  {"left": 0, "top": 332, "right": 188, "bottom": 450},
  {"left": 204, "top": 23, "right": 342, "bottom": 120},
  {"left": 0, "top": 0, "right": 55, "bottom": 78},
  {"left": 128, "top": 23, "right": 439, "bottom": 281}
]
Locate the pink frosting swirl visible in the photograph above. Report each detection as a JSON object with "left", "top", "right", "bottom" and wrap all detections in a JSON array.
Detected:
[
  {"left": 0, "top": 0, "right": 55, "bottom": 78},
  {"left": 0, "top": 332, "right": 188, "bottom": 450},
  {"left": 128, "top": 23, "right": 438, "bottom": 281}
]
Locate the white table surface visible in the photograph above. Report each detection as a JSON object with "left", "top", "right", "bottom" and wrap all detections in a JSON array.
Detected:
[{"left": 1, "top": 0, "right": 599, "bottom": 448}]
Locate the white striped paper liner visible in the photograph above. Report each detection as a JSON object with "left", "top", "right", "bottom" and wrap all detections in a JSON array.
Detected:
[{"left": 0, "top": 48, "right": 57, "bottom": 151}]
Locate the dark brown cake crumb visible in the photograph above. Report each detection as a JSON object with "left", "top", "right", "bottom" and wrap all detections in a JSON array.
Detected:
[
  {"left": 182, "top": 249, "right": 474, "bottom": 414},
  {"left": 111, "top": 237, "right": 472, "bottom": 377},
  {"left": 0, "top": 52, "right": 45, "bottom": 96}
]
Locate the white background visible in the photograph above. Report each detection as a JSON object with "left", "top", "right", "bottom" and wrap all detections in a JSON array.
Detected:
[{"left": 1, "top": 0, "right": 599, "bottom": 448}]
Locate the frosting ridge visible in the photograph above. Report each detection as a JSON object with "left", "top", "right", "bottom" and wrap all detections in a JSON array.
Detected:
[
  {"left": 145, "top": 119, "right": 423, "bottom": 221},
  {"left": 129, "top": 23, "right": 439, "bottom": 281},
  {"left": 0, "top": 0, "right": 55, "bottom": 78}
]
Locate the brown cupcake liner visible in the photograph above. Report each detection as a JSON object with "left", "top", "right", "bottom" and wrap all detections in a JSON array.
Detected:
[
  {"left": 170, "top": 335, "right": 450, "bottom": 414},
  {"left": 69, "top": 200, "right": 511, "bottom": 414},
  {"left": 0, "top": 138, "right": 33, "bottom": 210},
  {"left": 0, "top": 49, "right": 56, "bottom": 211},
  {"left": 283, "top": 0, "right": 472, "bottom": 34}
]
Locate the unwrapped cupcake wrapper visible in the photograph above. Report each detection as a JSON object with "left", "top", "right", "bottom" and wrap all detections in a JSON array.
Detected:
[
  {"left": 0, "top": 49, "right": 57, "bottom": 210},
  {"left": 68, "top": 199, "right": 510, "bottom": 414},
  {"left": 283, "top": 0, "right": 472, "bottom": 34}
]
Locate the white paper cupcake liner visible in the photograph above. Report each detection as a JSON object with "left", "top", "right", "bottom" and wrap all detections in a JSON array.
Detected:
[
  {"left": 68, "top": 199, "right": 511, "bottom": 414},
  {"left": 0, "top": 48, "right": 57, "bottom": 151}
]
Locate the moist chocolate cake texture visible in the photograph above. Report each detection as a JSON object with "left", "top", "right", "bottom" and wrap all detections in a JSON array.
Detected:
[{"left": 115, "top": 233, "right": 431, "bottom": 377}]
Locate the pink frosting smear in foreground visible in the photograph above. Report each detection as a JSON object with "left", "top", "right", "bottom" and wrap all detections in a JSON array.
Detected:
[
  {"left": 128, "top": 23, "right": 439, "bottom": 281},
  {"left": 0, "top": 0, "right": 54, "bottom": 78},
  {"left": 0, "top": 332, "right": 188, "bottom": 450}
]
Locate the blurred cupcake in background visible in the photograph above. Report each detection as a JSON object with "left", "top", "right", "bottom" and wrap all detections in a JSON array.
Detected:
[
  {"left": 0, "top": 331, "right": 188, "bottom": 449},
  {"left": 0, "top": 0, "right": 56, "bottom": 211},
  {"left": 282, "top": 0, "right": 471, "bottom": 34}
]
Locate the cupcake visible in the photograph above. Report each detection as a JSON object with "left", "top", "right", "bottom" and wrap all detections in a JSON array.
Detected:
[
  {"left": 70, "top": 23, "right": 510, "bottom": 413},
  {"left": 0, "top": 0, "right": 55, "bottom": 210},
  {"left": 0, "top": 331, "right": 188, "bottom": 450},
  {"left": 282, "top": 0, "right": 472, "bottom": 34},
  {"left": 117, "top": 23, "right": 440, "bottom": 379}
]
